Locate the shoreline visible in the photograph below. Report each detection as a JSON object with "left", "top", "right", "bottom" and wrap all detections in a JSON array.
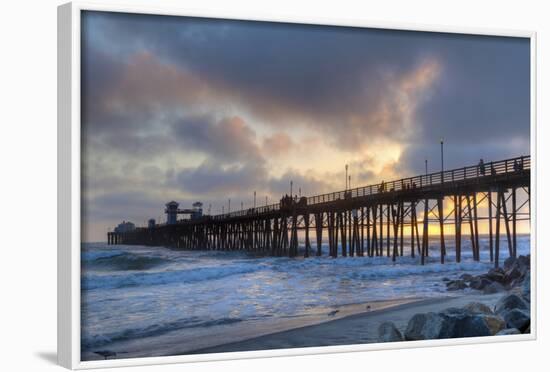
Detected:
[
  {"left": 184, "top": 292, "right": 506, "bottom": 356},
  {"left": 81, "top": 297, "right": 424, "bottom": 361}
]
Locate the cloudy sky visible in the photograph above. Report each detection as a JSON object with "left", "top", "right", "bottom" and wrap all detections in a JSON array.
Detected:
[{"left": 81, "top": 11, "right": 530, "bottom": 242}]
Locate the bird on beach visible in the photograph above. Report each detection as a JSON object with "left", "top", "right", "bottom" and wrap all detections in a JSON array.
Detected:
[
  {"left": 366, "top": 305, "right": 371, "bottom": 311},
  {"left": 327, "top": 310, "right": 339, "bottom": 317},
  {"left": 94, "top": 350, "right": 118, "bottom": 360}
]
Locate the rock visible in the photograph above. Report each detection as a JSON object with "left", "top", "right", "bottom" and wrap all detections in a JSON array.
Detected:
[
  {"left": 502, "top": 309, "right": 530, "bottom": 332},
  {"left": 405, "top": 308, "right": 502, "bottom": 340},
  {"left": 483, "top": 281, "right": 506, "bottom": 294},
  {"left": 440, "top": 308, "right": 503, "bottom": 337},
  {"left": 480, "top": 315, "right": 506, "bottom": 335},
  {"left": 446, "top": 279, "right": 467, "bottom": 291},
  {"left": 463, "top": 302, "right": 493, "bottom": 315},
  {"left": 496, "top": 328, "right": 521, "bottom": 335},
  {"left": 504, "top": 265, "right": 522, "bottom": 283},
  {"left": 521, "top": 272, "right": 531, "bottom": 302},
  {"left": 469, "top": 276, "right": 493, "bottom": 290},
  {"left": 378, "top": 321, "right": 404, "bottom": 342},
  {"left": 405, "top": 313, "right": 450, "bottom": 340},
  {"left": 495, "top": 294, "right": 529, "bottom": 315},
  {"left": 460, "top": 273, "right": 474, "bottom": 282},
  {"left": 486, "top": 267, "right": 506, "bottom": 283},
  {"left": 442, "top": 277, "right": 451, "bottom": 282},
  {"left": 517, "top": 255, "right": 530, "bottom": 274},
  {"left": 503, "top": 256, "right": 517, "bottom": 270}
]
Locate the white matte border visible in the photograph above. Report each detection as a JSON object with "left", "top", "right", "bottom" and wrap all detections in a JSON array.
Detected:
[{"left": 57, "top": 1, "right": 537, "bottom": 369}]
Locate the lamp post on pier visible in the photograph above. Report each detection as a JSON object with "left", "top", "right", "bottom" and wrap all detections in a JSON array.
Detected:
[
  {"left": 346, "top": 164, "right": 348, "bottom": 191},
  {"left": 440, "top": 138, "right": 444, "bottom": 172}
]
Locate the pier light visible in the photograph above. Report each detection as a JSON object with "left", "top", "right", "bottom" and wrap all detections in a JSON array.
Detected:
[
  {"left": 440, "top": 138, "right": 444, "bottom": 172},
  {"left": 345, "top": 164, "right": 349, "bottom": 190}
]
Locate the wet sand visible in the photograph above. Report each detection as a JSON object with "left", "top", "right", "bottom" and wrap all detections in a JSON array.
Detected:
[
  {"left": 82, "top": 292, "right": 506, "bottom": 361},
  {"left": 188, "top": 292, "right": 505, "bottom": 355}
]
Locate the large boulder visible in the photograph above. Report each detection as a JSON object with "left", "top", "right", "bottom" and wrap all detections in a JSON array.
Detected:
[
  {"left": 440, "top": 308, "right": 503, "bottom": 337},
  {"left": 483, "top": 281, "right": 506, "bottom": 294},
  {"left": 502, "top": 309, "right": 530, "bottom": 332},
  {"left": 504, "top": 255, "right": 530, "bottom": 277},
  {"left": 460, "top": 273, "right": 474, "bottom": 282},
  {"left": 516, "top": 255, "right": 530, "bottom": 275},
  {"left": 378, "top": 321, "right": 404, "bottom": 342},
  {"left": 495, "top": 294, "right": 529, "bottom": 315},
  {"left": 496, "top": 328, "right": 521, "bottom": 335},
  {"left": 486, "top": 268, "right": 506, "bottom": 283},
  {"left": 469, "top": 276, "right": 493, "bottom": 290},
  {"left": 405, "top": 312, "right": 450, "bottom": 340},
  {"left": 446, "top": 279, "right": 467, "bottom": 291},
  {"left": 521, "top": 272, "right": 531, "bottom": 302},
  {"left": 503, "top": 256, "right": 517, "bottom": 270},
  {"left": 480, "top": 315, "right": 506, "bottom": 335},
  {"left": 504, "top": 265, "right": 523, "bottom": 283},
  {"left": 464, "top": 302, "right": 493, "bottom": 315},
  {"left": 405, "top": 308, "right": 504, "bottom": 340}
]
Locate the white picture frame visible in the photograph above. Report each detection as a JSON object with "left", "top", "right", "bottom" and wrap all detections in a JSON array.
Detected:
[{"left": 57, "top": 1, "right": 537, "bottom": 369}]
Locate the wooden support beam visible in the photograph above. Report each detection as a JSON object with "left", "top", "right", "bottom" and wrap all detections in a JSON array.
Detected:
[
  {"left": 304, "top": 213, "right": 311, "bottom": 258},
  {"left": 421, "top": 199, "right": 429, "bottom": 265},
  {"left": 360, "top": 207, "right": 365, "bottom": 257},
  {"left": 410, "top": 202, "right": 415, "bottom": 258},
  {"left": 371, "top": 205, "right": 378, "bottom": 257},
  {"left": 400, "top": 202, "right": 404, "bottom": 257},
  {"left": 366, "top": 206, "right": 371, "bottom": 257},
  {"left": 512, "top": 187, "right": 517, "bottom": 258},
  {"left": 315, "top": 213, "right": 323, "bottom": 256},
  {"left": 466, "top": 195, "right": 477, "bottom": 261},
  {"left": 500, "top": 190, "right": 513, "bottom": 258},
  {"left": 495, "top": 188, "right": 502, "bottom": 268},
  {"left": 379, "top": 204, "right": 384, "bottom": 257},
  {"left": 473, "top": 193, "right": 480, "bottom": 261},
  {"left": 438, "top": 198, "right": 445, "bottom": 264},
  {"left": 340, "top": 212, "right": 347, "bottom": 257},
  {"left": 488, "top": 191, "right": 494, "bottom": 262},
  {"left": 386, "top": 204, "right": 391, "bottom": 257},
  {"left": 392, "top": 203, "right": 399, "bottom": 261}
]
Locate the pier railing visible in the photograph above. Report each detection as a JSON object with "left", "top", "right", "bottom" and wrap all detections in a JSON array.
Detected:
[{"left": 210, "top": 155, "right": 530, "bottom": 221}]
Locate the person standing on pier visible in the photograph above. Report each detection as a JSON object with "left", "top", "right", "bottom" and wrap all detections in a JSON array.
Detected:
[{"left": 479, "top": 159, "right": 486, "bottom": 175}]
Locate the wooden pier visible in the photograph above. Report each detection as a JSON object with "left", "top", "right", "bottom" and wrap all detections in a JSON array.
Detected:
[{"left": 108, "top": 155, "right": 530, "bottom": 267}]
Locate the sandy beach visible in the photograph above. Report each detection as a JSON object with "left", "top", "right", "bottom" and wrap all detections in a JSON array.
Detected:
[{"left": 188, "top": 292, "right": 506, "bottom": 355}]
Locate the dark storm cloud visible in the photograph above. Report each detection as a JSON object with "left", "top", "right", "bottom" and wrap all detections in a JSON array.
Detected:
[
  {"left": 171, "top": 115, "right": 263, "bottom": 162},
  {"left": 82, "top": 11, "right": 530, "bottom": 151},
  {"left": 175, "top": 161, "right": 268, "bottom": 195},
  {"left": 80, "top": 11, "right": 530, "bottom": 241}
]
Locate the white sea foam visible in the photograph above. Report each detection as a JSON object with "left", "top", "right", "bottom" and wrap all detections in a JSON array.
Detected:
[{"left": 81, "top": 235, "right": 531, "bottom": 354}]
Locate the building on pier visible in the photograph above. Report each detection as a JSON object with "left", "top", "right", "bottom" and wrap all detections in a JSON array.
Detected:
[{"left": 114, "top": 220, "right": 135, "bottom": 233}]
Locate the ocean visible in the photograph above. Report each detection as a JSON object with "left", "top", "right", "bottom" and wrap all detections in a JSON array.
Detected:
[{"left": 81, "top": 235, "right": 530, "bottom": 360}]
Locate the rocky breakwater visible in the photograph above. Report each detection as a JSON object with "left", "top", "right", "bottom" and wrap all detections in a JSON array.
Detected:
[
  {"left": 378, "top": 256, "right": 531, "bottom": 343},
  {"left": 444, "top": 255, "right": 530, "bottom": 294}
]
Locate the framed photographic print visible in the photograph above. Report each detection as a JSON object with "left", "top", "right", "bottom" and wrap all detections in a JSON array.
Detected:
[{"left": 58, "top": 1, "right": 536, "bottom": 369}]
